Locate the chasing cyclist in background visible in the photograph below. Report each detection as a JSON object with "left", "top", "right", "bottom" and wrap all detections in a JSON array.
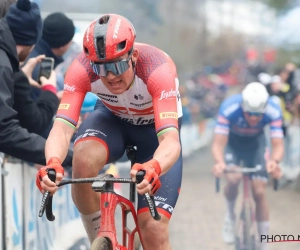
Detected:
[
  {"left": 211, "top": 82, "right": 284, "bottom": 249},
  {"left": 36, "top": 14, "right": 182, "bottom": 250}
]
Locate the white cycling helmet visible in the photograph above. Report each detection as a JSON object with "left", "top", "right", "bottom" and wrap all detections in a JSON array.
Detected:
[{"left": 241, "top": 82, "right": 269, "bottom": 113}]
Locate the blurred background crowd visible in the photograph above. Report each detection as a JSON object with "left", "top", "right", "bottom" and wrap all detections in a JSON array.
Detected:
[{"left": 2, "top": 0, "right": 300, "bottom": 184}]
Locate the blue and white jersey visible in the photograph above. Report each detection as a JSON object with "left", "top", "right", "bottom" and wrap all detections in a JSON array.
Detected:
[{"left": 215, "top": 94, "right": 283, "bottom": 138}]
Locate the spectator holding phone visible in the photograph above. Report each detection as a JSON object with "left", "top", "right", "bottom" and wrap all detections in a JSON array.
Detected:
[
  {"left": 0, "top": 0, "right": 72, "bottom": 166},
  {"left": 25, "top": 12, "right": 76, "bottom": 138},
  {"left": 28, "top": 12, "right": 75, "bottom": 100},
  {"left": 14, "top": 54, "right": 60, "bottom": 135}
]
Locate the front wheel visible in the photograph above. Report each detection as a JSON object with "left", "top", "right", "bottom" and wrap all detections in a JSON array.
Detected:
[
  {"left": 90, "top": 237, "right": 112, "bottom": 250},
  {"left": 243, "top": 202, "right": 255, "bottom": 250}
]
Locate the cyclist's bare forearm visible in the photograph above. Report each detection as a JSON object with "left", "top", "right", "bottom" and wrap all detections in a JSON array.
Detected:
[
  {"left": 270, "top": 137, "right": 284, "bottom": 162},
  {"left": 154, "top": 129, "right": 181, "bottom": 175},
  {"left": 45, "top": 120, "right": 75, "bottom": 163},
  {"left": 211, "top": 134, "right": 228, "bottom": 163},
  {"left": 212, "top": 144, "right": 225, "bottom": 163}
]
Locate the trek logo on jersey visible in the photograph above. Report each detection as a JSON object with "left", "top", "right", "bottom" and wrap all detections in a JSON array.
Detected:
[
  {"left": 113, "top": 18, "right": 122, "bottom": 39},
  {"left": 159, "top": 112, "right": 178, "bottom": 119},
  {"left": 118, "top": 116, "right": 155, "bottom": 125},
  {"left": 159, "top": 89, "right": 177, "bottom": 100},
  {"left": 64, "top": 83, "right": 76, "bottom": 92},
  {"left": 58, "top": 103, "right": 70, "bottom": 110}
]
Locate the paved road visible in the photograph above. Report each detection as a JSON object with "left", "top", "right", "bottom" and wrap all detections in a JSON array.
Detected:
[{"left": 168, "top": 147, "right": 300, "bottom": 250}]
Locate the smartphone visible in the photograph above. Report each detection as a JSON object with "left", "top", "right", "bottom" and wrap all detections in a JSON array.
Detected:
[{"left": 38, "top": 57, "right": 54, "bottom": 84}]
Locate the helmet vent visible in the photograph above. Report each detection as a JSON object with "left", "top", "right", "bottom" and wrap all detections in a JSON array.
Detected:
[
  {"left": 97, "top": 36, "right": 105, "bottom": 59},
  {"left": 117, "top": 41, "right": 126, "bottom": 51},
  {"left": 84, "top": 47, "right": 89, "bottom": 55},
  {"left": 99, "top": 15, "right": 110, "bottom": 25}
]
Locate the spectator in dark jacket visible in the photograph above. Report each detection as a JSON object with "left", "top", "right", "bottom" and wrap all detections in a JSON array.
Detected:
[
  {"left": 2, "top": 0, "right": 61, "bottom": 136},
  {"left": 0, "top": 0, "right": 72, "bottom": 166}
]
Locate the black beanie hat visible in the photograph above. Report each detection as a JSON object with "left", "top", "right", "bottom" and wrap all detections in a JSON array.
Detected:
[
  {"left": 6, "top": 0, "right": 42, "bottom": 46},
  {"left": 42, "top": 12, "right": 75, "bottom": 49}
]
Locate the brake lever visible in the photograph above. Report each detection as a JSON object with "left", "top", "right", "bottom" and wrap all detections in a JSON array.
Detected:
[
  {"left": 38, "top": 169, "right": 56, "bottom": 221},
  {"left": 136, "top": 170, "right": 161, "bottom": 221}
]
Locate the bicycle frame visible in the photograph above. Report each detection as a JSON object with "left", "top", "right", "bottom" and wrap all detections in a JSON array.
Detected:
[
  {"left": 92, "top": 180, "right": 143, "bottom": 249},
  {"left": 240, "top": 172, "right": 256, "bottom": 226},
  {"left": 38, "top": 146, "right": 160, "bottom": 250},
  {"left": 237, "top": 173, "right": 256, "bottom": 250},
  {"left": 216, "top": 166, "right": 278, "bottom": 250},
  {"left": 242, "top": 174, "right": 251, "bottom": 201}
]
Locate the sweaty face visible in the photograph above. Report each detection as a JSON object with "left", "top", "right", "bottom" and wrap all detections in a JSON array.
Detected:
[
  {"left": 244, "top": 112, "right": 263, "bottom": 126},
  {"left": 100, "top": 51, "right": 137, "bottom": 95}
]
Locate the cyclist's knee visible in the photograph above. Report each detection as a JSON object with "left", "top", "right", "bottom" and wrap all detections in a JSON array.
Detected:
[
  {"left": 73, "top": 139, "right": 107, "bottom": 177},
  {"left": 226, "top": 172, "right": 242, "bottom": 186},
  {"left": 251, "top": 181, "right": 267, "bottom": 202},
  {"left": 138, "top": 213, "right": 169, "bottom": 243}
]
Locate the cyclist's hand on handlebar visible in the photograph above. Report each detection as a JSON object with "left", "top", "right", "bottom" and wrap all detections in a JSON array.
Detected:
[
  {"left": 36, "top": 157, "right": 64, "bottom": 194},
  {"left": 266, "top": 160, "right": 282, "bottom": 179},
  {"left": 130, "top": 159, "right": 162, "bottom": 195},
  {"left": 212, "top": 162, "right": 226, "bottom": 177}
]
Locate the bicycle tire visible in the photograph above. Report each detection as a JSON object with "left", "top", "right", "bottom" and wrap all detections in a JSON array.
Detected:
[
  {"left": 243, "top": 202, "right": 254, "bottom": 250},
  {"left": 251, "top": 235, "right": 256, "bottom": 250},
  {"left": 90, "top": 237, "right": 112, "bottom": 250}
]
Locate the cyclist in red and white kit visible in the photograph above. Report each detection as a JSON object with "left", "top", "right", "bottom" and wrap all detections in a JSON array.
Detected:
[{"left": 36, "top": 14, "right": 182, "bottom": 249}]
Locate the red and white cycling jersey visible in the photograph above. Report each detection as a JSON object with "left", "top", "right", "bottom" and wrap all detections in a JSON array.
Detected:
[{"left": 57, "top": 43, "right": 182, "bottom": 134}]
